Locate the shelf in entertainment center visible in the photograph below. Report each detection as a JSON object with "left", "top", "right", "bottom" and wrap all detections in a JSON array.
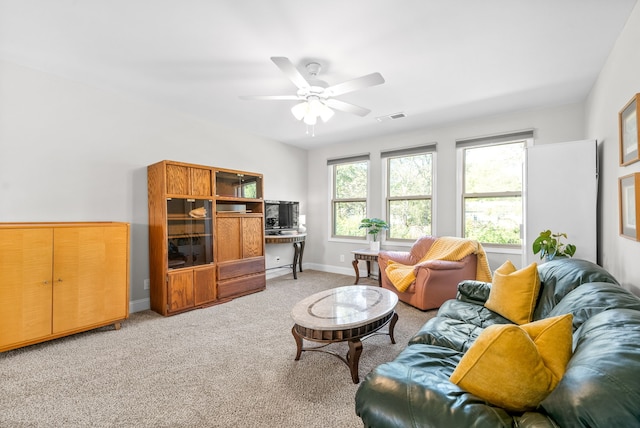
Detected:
[
  {"left": 216, "top": 212, "right": 263, "bottom": 217},
  {"left": 166, "top": 233, "right": 213, "bottom": 239}
]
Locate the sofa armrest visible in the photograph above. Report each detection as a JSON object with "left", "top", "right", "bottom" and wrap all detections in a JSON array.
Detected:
[
  {"left": 377, "top": 250, "right": 414, "bottom": 266},
  {"left": 415, "top": 259, "right": 466, "bottom": 271},
  {"left": 457, "top": 280, "right": 492, "bottom": 305}
]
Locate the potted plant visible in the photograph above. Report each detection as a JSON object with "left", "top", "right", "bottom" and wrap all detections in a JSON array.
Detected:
[
  {"left": 359, "top": 218, "right": 390, "bottom": 251},
  {"left": 532, "top": 230, "right": 576, "bottom": 261}
]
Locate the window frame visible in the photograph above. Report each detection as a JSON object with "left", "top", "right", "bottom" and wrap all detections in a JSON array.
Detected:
[
  {"left": 383, "top": 146, "right": 436, "bottom": 242},
  {"left": 456, "top": 131, "right": 533, "bottom": 249},
  {"left": 328, "top": 154, "right": 370, "bottom": 240}
]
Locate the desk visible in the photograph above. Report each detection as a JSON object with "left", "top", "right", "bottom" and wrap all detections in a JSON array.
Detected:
[
  {"left": 351, "top": 248, "right": 381, "bottom": 285},
  {"left": 265, "top": 233, "right": 306, "bottom": 279}
]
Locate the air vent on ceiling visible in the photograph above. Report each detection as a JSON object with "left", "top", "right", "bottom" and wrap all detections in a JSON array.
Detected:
[{"left": 376, "top": 112, "right": 407, "bottom": 122}]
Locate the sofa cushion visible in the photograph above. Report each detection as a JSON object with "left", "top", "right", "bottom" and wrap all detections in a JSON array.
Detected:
[
  {"left": 533, "top": 258, "right": 619, "bottom": 320},
  {"left": 485, "top": 260, "right": 540, "bottom": 324},
  {"left": 457, "top": 279, "right": 492, "bottom": 304},
  {"left": 409, "top": 299, "right": 511, "bottom": 351},
  {"left": 450, "top": 314, "right": 573, "bottom": 412},
  {"left": 547, "top": 281, "right": 640, "bottom": 332},
  {"left": 541, "top": 308, "right": 640, "bottom": 427},
  {"left": 355, "top": 344, "right": 515, "bottom": 428}
]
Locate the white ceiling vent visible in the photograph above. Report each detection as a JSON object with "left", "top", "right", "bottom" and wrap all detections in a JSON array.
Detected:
[{"left": 376, "top": 112, "right": 407, "bottom": 122}]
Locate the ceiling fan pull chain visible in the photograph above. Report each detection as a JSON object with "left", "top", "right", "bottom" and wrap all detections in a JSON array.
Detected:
[{"left": 305, "top": 124, "right": 315, "bottom": 137}]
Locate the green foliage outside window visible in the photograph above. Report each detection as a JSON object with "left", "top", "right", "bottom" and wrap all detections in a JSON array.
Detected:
[
  {"left": 335, "top": 162, "right": 367, "bottom": 199},
  {"left": 334, "top": 201, "right": 366, "bottom": 236},
  {"left": 463, "top": 142, "right": 524, "bottom": 245},
  {"left": 464, "top": 196, "right": 522, "bottom": 245},
  {"left": 389, "top": 199, "right": 431, "bottom": 239},
  {"left": 464, "top": 143, "right": 523, "bottom": 193},
  {"left": 387, "top": 153, "right": 433, "bottom": 240}
]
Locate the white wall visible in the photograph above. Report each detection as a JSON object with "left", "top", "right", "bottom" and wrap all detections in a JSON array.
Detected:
[
  {"left": 306, "top": 103, "right": 585, "bottom": 276},
  {"left": 586, "top": 2, "right": 640, "bottom": 294},
  {"left": 0, "top": 60, "right": 308, "bottom": 310}
]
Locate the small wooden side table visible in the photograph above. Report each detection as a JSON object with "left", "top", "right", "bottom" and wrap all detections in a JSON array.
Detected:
[{"left": 351, "top": 248, "right": 381, "bottom": 285}]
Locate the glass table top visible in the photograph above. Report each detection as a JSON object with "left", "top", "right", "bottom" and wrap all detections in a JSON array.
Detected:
[{"left": 291, "top": 286, "right": 398, "bottom": 330}]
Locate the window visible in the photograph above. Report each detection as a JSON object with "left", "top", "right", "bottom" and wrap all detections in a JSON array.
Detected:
[
  {"left": 458, "top": 131, "right": 532, "bottom": 246},
  {"left": 329, "top": 155, "right": 369, "bottom": 238},
  {"left": 383, "top": 145, "right": 435, "bottom": 240}
]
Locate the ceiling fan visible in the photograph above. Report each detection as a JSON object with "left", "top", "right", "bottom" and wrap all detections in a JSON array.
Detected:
[{"left": 240, "top": 57, "right": 385, "bottom": 127}]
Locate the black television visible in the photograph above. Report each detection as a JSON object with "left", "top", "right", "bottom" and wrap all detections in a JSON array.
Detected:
[{"left": 265, "top": 200, "right": 299, "bottom": 234}]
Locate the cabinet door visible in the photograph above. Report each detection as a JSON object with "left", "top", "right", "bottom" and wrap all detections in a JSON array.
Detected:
[
  {"left": 166, "top": 164, "right": 190, "bottom": 195},
  {"left": 166, "top": 198, "right": 214, "bottom": 268},
  {"left": 216, "top": 217, "right": 242, "bottom": 262},
  {"left": 52, "top": 226, "right": 129, "bottom": 334},
  {"left": 190, "top": 167, "right": 212, "bottom": 196},
  {"left": 167, "top": 269, "right": 195, "bottom": 312},
  {"left": 193, "top": 265, "right": 216, "bottom": 306},
  {"left": 0, "top": 228, "right": 53, "bottom": 348},
  {"left": 166, "top": 164, "right": 212, "bottom": 196},
  {"left": 242, "top": 217, "right": 264, "bottom": 258}
]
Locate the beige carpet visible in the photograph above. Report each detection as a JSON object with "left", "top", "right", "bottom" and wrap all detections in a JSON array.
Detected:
[{"left": 0, "top": 270, "right": 436, "bottom": 427}]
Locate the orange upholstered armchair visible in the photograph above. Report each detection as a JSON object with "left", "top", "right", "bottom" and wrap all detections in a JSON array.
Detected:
[{"left": 378, "top": 236, "right": 484, "bottom": 310}]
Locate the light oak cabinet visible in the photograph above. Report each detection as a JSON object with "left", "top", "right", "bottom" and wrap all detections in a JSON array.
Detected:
[
  {"left": 148, "top": 161, "right": 265, "bottom": 316},
  {"left": 0, "top": 222, "right": 130, "bottom": 352}
]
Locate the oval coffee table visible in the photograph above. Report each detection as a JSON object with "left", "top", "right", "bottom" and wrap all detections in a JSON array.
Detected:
[{"left": 291, "top": 285, "right": 399, "bottom": 383}]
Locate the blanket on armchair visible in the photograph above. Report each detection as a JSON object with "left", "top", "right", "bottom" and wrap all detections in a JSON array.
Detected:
[{"left": 386, "top": 237, "right": 492, "bottom": 292}]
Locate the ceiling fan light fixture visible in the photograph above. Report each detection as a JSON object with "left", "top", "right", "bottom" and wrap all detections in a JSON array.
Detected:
[
  {"left": 303, "top": 112, "right": 317, "bottom": 126},
  {"left": 291, "top": 102, "right": 308, "bottom": 121},
  {"left": 319, "top": 103, "right": 335, "bottom": 123},
  {"left": 291, "top": 97, "right": 333, "bottom": 125}
]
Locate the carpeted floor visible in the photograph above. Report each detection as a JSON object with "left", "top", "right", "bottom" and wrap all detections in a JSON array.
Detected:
[{"left": 0, "top": 270, "right": 436, "bottom": 427}]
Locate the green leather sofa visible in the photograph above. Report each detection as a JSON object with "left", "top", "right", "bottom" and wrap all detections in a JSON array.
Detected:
[{"left": 355, "top": 258, "right": 640, "bottom": 427}]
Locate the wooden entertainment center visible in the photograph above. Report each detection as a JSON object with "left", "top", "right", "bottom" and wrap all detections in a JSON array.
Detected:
[{"left": 147, "top": 160, "right": 266, "bottom": 316}]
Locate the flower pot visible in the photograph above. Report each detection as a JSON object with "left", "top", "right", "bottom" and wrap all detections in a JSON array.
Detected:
[{"left": 370, "top": 241, "right": 380, "bottom": 251}]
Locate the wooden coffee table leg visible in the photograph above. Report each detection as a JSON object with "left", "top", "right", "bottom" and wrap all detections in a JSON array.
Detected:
[
  {"left": 347, "top": 339, "right": 363, "bottom": 383},
  {"left": 291, "top": 326, "right": 303, "bottom": 360},
  {"left": 388, "top": 312, "right": 398, "bottom": 344}
]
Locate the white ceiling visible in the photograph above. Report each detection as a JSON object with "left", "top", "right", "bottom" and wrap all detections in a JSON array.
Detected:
[{"left": 0, "top": 0, "right": 637, "bottom": 149}]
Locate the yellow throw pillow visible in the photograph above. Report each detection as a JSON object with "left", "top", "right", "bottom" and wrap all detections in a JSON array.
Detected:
[
  {"left": 485, "top": 260, "right": 540, "bottom": 325},
  {"left": 450, "top": 313, "right": 573, "bottom": 412}
]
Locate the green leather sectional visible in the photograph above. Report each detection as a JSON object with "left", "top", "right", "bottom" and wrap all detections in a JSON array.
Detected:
[{"left": 355, "top": 258, "right": 640, "bottom": 427}]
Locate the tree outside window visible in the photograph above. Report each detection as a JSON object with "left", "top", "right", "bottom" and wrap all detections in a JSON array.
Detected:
[
  {"left": 462, "top": 142, "right": 524, "bottom": 245},
  {"left": 386, "top": 152, "right": 433, "bottom": 240},
  {"left": 332, "top": 160, "right": 368, "bottom": 238}
]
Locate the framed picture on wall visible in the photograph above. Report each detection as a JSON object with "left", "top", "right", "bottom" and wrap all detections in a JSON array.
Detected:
[
  {"left": 619, "top": 93, "right": 640, "bottom": 166},
  {"left": 619, "top": 173, "right": 640, "bottom": 240}
]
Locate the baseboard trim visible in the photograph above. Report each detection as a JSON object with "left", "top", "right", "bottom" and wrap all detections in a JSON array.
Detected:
[
  {"left": 130, "top": 298, "right": 150, "bottom": 313},
  {"left": 304, "top": 263, "right": 361, "bottom": 277}
]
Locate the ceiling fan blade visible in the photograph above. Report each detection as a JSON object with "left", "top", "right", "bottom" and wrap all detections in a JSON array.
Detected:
[
  {"left": 270, "top": 56, "right": 311, "bottom": 90},
  {"left": 325, "top": 72, "right": 385, "bottom": 97},
  {"left": 325, "top": 99, "right": 371, "bottom": 117},
  {"left": 239, "top": 95, "right": 301, "bottom": 101}
]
